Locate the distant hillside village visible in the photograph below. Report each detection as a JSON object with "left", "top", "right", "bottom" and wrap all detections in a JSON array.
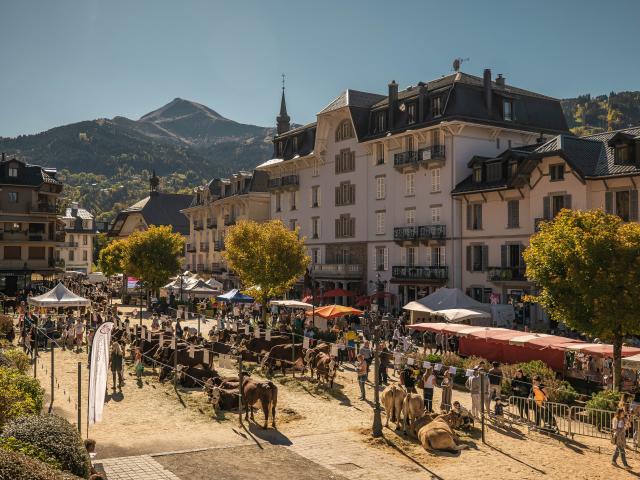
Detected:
[{"left": 2, "top": 67, "right": 640, "bottom": 332}]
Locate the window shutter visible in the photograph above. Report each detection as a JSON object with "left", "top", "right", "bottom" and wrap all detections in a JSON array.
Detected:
[
  {"left": 631, "top": 190, "right": 639, "bottom": 221},
  {"left": 481, "top": 245, "right": 489, "bottom": 272},
  {"left": 441, "top": 247, "right": 446, "bottom": 267},
  {"left": 564, "top": 194, "right": 572, "bottom": 210},
  {"left": 425, "top": 247, "right": 432, "bottom": 266},
  {"left": 335, "top": 218, "right": 339, "bottom": 238},
  {"left": 401, "top": 247, "right": 406, "bottom": 265},
  {"left": 605, "top": 191, "right": 613, "bottom": 214},
  {"left": 466, "top": 204, "right": 472, "bottom": 229},
  {"left": 335, "top": 186, "right": 340, "bottom": 206},
  {"left": 351, "top": 184, "right": 356, "bottom": 204},
  {"left": 466, "top": 245, "right": 472, "bottom": 271},
  {"left": 543, "top": 196, "right": 550, "bottom": 220},
  {"left": 373, "top": 248, "right": 378, "bottom": 270},
  {"left": 335, "top": 154, "right": 339, "bottom": 174},
  {"left": 383, "top": 247, "right": 389, "bottom": 271},
  {"left": 350, "top": 217, "right": 355, "bottom": 237},
  {"left": 501, "top": 245, "right": 507, "bottom": 268},
  {"left": 478, "top": 205, "right": 483, "bottom": 230}
]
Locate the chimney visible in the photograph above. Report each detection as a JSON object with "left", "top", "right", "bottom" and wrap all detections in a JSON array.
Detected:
[
  {"left": 495, "top": 74, "right": 505, "bottom": 87},
  {"left": 483, "top": 69, "right": 492, "bottom": 113},
  {"left": 388, "top": 80, "right": 398, "bottom": 129}
]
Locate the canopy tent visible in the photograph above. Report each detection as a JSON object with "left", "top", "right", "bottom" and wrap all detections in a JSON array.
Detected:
[
  {"left": 564, "top": 343, "right": 640, "bottom": 358},
  {"left": 322, "top": 288, "right": 355, "bottom": 298},
  {"left": 205, "top": 278, "right": 223, "bottom": 290},
  {"left": 28, "top": 282, "right": 90, "bottom": 308},
  {"left": 216, "top": 289, "right": 254, "bottom": 303},
  {"left": 622, "top": 354, "right": 640, "bottom": 370},
  {"left": 410, "top": 287, "right": 490, "bottom": 312},
  {"left": 403, "top": 301, "right": 433, "bottom": 313},
  {"left": 306, "top": 304, "right": 363, "bottom": 319},
  {"left": 270, "top": 299, "right": 314, "bottom": 309},
  {"left": 182, "top": 279, "right": 218, "bottom": 297},
  {"left": 431, "top": 308, "right": 492, "bottom": 326}
]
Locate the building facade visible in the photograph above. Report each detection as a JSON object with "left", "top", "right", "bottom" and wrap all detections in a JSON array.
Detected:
[
  {"left": 56, "top": 203, "right": 96, "bottom": 274},
  {"left": 0, "top": 154, "right": 64, "bottom": 294},
  {"left": 258, "top": 69, "right": 569, "bottom": 312},
  {"left": 181, "top": 170, "right": 270, "bottom": 288}
]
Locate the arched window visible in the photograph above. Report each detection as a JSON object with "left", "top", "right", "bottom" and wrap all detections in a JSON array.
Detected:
[{"left": 335, "top": 120, "right": 354, "bottom": 142}]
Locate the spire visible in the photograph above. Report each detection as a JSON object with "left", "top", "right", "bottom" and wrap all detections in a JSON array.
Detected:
[
  {"left": 150, "top": 170, "right": 160, "bottom": 196},
  {"left": 276, "top": 73, "right": 290, "bottom": 135}
]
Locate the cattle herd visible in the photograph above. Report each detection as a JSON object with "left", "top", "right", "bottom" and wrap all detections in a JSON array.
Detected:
[{"left": 109, "top": 320, "right": 476, "bottom": 452}]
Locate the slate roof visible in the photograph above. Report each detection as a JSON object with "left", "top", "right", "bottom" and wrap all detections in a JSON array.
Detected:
[
  {"left": 582, "top": 127, "right": 640, "bottom": 177},
  {"left": 318, "top": 89, "right": 386, "bottom": 115},
  {"left": 0, "top": 157, "right": 63, "bottom": 187},
  {"left": 111, "top": 192, "right": 192, "bottom": 236}
]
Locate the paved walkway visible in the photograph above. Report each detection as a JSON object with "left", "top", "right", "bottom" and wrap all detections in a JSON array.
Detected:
[{"left": 96, "top": 455, "right": 181, "bottom": 480}]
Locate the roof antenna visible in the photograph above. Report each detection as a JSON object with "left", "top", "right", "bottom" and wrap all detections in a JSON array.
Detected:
[
  {"left": 452, "top": 58, "right": 469, "bottom": 72},
  {"left": 281, "top": 73, "right": 286, "bottom": 92}
]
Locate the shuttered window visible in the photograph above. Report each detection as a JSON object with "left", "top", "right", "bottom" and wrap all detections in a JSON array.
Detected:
[
  {"left": 375, "top": 247, "right": 388, "bottom": 271},
  {"left": 375, "top": 176, "right": 386, "bottom": 200},
  {"left": 543, "top": 194, "right": 572, "bottom": 219},
  {"left": 507, "top": 200, "right": 519, "bottom": 228},
  {"left": 405, "top": 173, "right": 415, "bottom": 195},
  {"left": 431, "top": 168, "right": 441, "bottom": 192},
  {"left": 375, "top": 211, "right": 385, "bottom": 235},
  {"left": 335, "top": 149, "right": 356, "bottom": 174},
  {"left": 606, "top": 190, "right": 638, "bottom": 222},
  {"left": 335, "top": 215, "right": 355, "bottom": 238},
  {"left": 335, "top": 182, "right": 355, "bottom": 206},
  {"left": 466, "top": 204, "right": 483, "bottom": 230},
  {"left": 466, "top": 244, "right": 488, "bottom": 272}
]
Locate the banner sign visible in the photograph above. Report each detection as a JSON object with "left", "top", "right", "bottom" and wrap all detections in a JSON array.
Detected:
[{"left": 88, "top": 322, "right": 114, "bottom": 425}]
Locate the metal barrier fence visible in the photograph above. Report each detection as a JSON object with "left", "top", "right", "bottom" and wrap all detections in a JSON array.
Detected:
[{"left": 508, "top": 396, "right": 639, "bottom": 447}]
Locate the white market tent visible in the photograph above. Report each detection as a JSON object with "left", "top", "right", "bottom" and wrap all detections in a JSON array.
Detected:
[
  {"left": 28, "top": 282, "right": 90, "bottom": 308},
  {"left": 270, "top": 299, "right": 314, "bottom": 309},
  {"left": 206, "top": 278, "right": 223, "bottom": 290},
  {"left": 622, "top": 354, "right": 640, "bottom": 370},
  {"left": 183, "top": 279, "right": 218, "bottom": 297},
  {"left": 432, "top": 308, "right": 492, "bottom": 325},
  {"left": 403, "top": 287, "right": 491, "bottom": 325},
  {"left": 402, "top": 301, "right": 433, "bottom": 313}
]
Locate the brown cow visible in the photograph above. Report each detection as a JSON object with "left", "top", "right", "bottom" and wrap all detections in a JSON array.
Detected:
[
  {"left": 303, "top": 342, "right": 331, "bottom": 376},
  {"left": 314, "top": 352, "right": 337, "bottom": 388},
  {"left": 381, "top": 384, "right": 406, "bottom": 428},
  {"left": 209, "top": 386, "right": 240, "bottom": 411},
  {"left": 241, "top": 377, "right": 278, "bottom": 428},
  {"left": 261, "top": 343, "right": 304, "bottom": 376},
  {"left": 402, "top": 392, "right": 425, "bottom": 435},
  {"left": 417, "top": 411, "right": 468, "bottom": 452},
  {"left": 175, "top": 364, "right": 219, "bottom": 388}
]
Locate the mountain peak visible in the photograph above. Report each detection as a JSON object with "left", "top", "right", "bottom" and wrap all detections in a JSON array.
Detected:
[{"left": 139, "top": 98, "right": 226, "bottom": 123}]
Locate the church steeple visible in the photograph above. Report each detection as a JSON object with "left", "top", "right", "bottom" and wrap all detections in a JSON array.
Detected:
[
  {"left": 276, "top": 74, "right": 290, "bottom": 135},
  {"left": 150, "top": 170, "right": 160, "bottom": 196}
]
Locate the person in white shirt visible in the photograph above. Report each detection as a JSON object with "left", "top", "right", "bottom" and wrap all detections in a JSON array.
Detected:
[{"left": 422, "top": 368, "right": 437, "bottom": 412}]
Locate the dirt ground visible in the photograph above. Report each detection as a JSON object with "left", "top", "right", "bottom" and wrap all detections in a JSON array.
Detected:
[
  {"left": 155, "top": 444, "right": 348, "bottom": 480},
  {"left": 31, "top": 312, "right": 640, "bottom": 479}
]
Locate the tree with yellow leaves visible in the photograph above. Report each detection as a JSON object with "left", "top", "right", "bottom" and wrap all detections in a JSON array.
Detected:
[
  {"left": 223, "top": 220, "right": 309, "bottom": 320},
  {"left": 524, "top": 209, "right": 640, "bottom": 390}
]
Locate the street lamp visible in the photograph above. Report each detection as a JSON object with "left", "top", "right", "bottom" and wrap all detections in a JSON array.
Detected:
[
  {"left": 372, "top": 323, "right": 383, "bottom": 437},
  {"left": 139, "top": 281, "right": 144, "bottom": 327}
]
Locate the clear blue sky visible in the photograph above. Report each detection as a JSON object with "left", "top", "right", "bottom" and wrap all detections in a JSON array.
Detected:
[{"left": 1, "top": 0, "right": 638, "bottom": 137}]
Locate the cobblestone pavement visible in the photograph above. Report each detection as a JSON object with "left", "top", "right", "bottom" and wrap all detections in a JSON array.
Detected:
[{"left": 96, "top": 455, "right": 181, "bottom": 480}]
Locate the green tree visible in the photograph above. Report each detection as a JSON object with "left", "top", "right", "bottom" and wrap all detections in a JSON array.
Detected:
[
  {"left": 223, "top": 220, "right": 309, "bottom": 320},
  {"left": 97, "top": 239, "right": 127, "bottom": 277},
  {"left": 524, "top": 209, "right": 640, "bottom": 390},
  {"left": 125, "top": 226, "right": 184, "bottom": 295},
  {"left": 92, "top": 232, "right": 109, "bottom": 266}
]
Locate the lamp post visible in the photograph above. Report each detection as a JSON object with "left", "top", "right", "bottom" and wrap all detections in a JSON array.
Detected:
[
  {"left": 372, "top": 324, "right": 383, "bottom": 437},
  {"left": 139, "top": 282, "right": 144, "bottom": 327}
]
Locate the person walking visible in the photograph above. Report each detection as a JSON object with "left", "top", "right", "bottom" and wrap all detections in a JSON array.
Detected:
[
  {"left": 434, "top": 332, "right": 443, "bottom": 355},
  {"left": 440, "top": 370, "right": 453, "bottom": 412},
  {"left": 110, "top": 342, "right": 124, "bottom": 391},
  {"left": 488, "top": 361, "right": 503, "bottom": 406},
  {"left": 612, "top": 408, "right": 632, "bottom": 470},
  {"left": 466, "top": 368, "right": 482, "bottom": 419},
  {"left": 422, "top": 368, "right": 436, "bottom": 412},
  {"left": 356, "top": 354, "right": 368, "bottom": 400}
]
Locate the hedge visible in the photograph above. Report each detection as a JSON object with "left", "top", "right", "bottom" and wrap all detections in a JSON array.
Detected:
[
  {"left": 0, "top": 436, "right": 62, "bottom": 470},
  {"left": 3, "top": 415, "right": 91, "bottom": 478},
  {"left": 0, "top": 449, "right": 81, "bottom": 480},
  {"left": 0, "top": 367, "right": 44, "bottom": 426},
  {"left": 2, "top": 349, "right": 31, "bottom": 374}
]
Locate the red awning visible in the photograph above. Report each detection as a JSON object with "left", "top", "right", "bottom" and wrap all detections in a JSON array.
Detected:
[
  {"left": 563, "top": 343, "right": 640, "bottom": 358},
  {"left": 322, "top": 288, "right": 356, "bottom": 298},
  {"left": 355, "top": 296, "right": 371, "bottom": 307}
]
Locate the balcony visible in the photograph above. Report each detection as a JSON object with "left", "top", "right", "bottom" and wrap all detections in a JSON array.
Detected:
[
  {"left": 313, "top": 263, "right": 363, "bottom": 279},
  {"left": 199, "top": 242, "right": 209, "bottom": 252},
  {"left": 393, "top": 226, "right": 418, "bottom": 242},
  {"left": 393, "top": 151, "right": 419, "bottom": 170},
  {"left": 417, "top": 224, "right": 446, "bottom": 241},
  {"left": 487, "top": 266, "right": 528, "bottom": 283},
  {"left": 417, "top": 145, "right": 446, "bottom": 167},
  {"left": 211, "top": 262, "right": 224, "bottom": 273},
  {"left": 224, "top": 217, "right": 236, "bottom": 226},
  {"left": 193, "top": 221, "right": 204, "bottom": 231},
  {"left": 59, "top": 241, "right": 78, "bottom": 248},
  {"left": 268, "top": 174, "right": 300, "bottom": 191},
  {"left": 207, "top": 220, "right": 218, "bottom": 229},
  {"left": 392, "top": 265, "right": 448, "bottom": 281},
  {"left": 29, "top": 203, "right": 58, "bottom": 214},
  {"left": 215, "top": 241, "right": 225, "bottom": 251},
  {"left": 186, "top": 243, "right": 196, "bottom": 253}
]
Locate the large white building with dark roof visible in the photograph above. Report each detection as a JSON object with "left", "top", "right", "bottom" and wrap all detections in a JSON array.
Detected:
[{"left": 56, "top": 203, "right": 96, "bottom": 274}]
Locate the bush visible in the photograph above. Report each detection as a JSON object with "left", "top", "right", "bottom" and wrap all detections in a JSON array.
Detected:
[
  {"left": 0, "top": 367, "right": 44, "bottom": 426},
  {"left": 0, "top": 436, "right": 62, "bottom": 470},
  {"left": 501, "top": 360, "right": 578, "bottom": 405},
  {"left": 0, "top": 448, "right": 81, "bottom": 480},
  {"left": 0, "top": 316, "right": 13, "bottom": 338},
  {"left": 424, "top": 353, "right": 442, "bottom": 364},
  {"left": 585, "top": 390, "right": 621, "bottom": 412},
  {"left": 2, "top": 349, "right": 31, "bottom": 374},
  {"left": 3, "top": 415, "right": 91, "bottom": 478}
]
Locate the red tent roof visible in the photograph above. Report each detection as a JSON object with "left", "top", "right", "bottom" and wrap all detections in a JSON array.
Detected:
[{"left": 322, "top": 288, "right": 355, "bottom": 297}]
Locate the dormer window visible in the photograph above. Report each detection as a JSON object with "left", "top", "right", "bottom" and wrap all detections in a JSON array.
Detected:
[
  {"left": 473, "top": 166, "right": 482, "bottom": 183},
  {"left": 508, "top": 161, "right": 518, "bottom": 177},
  {"left": 373, "top": 111, "right": 386, "bottom": 133},
  {"left": 431, "top": 97, "right": 442, "bottom": 117},
  {"left": 407, "top": 103, "right": 416, "bottom": 124},
  {"left": 292, "top": 136, "right": 299, "bottom": 152},
  {"left": 8, "top": 167, "right": 18, "bottom": 177},
  {"left": 550, "top": 164, "right": 564, "bottom": 181},
  {"left": 503, "top": 99, "right": 513, "bottom": 121},
  {"left": 335, "top": 120, "right": 354, "bottom": 142},
  {"left": 615, "top": 145, "right": 630, "bottom": 164},
  {"left": 486, "top": 161, "right": 502, "bottom": 182}
]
